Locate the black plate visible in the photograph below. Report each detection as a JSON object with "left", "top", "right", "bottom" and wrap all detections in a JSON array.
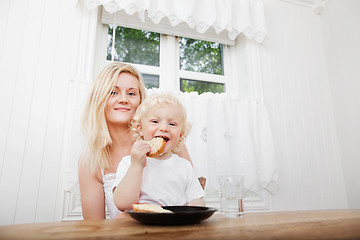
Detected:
[{"left": 125, "top": 206, "right": 217, "bottom": 225}]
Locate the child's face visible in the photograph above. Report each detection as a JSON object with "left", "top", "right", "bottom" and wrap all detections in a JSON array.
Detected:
[{"left": 140, "top": 103, "right": 183, "bottom": 157}]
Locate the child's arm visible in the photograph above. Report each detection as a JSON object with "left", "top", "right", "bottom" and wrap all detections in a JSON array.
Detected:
[
  {"left": 187, "top": 197, "right": 206, "bottom": 206},
  {"left": 113, "top": 141, "right": 150, "bottom": 211}
]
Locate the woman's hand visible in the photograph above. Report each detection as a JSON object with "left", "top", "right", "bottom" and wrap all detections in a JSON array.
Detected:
[{"left": 130, "top": 140, "right": 150, "bottom": 168}]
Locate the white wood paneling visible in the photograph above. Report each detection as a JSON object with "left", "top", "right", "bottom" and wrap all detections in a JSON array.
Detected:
[
  {"left": 0, "top": 0, "right": 80, "bottom": 225},
  {"left": 10, "top": 0, "right": 49, "bottom": 224},
  {"left": 31, "top": 0, "right": 70, "bottom": 223},
  {"left": 0, "top": 0, "right": 35, "bottom": 225},
  {"left": 0, "top": 0, "right": 11, "bottom": 63}
]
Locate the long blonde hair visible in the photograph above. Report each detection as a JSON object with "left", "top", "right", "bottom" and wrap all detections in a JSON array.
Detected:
[
  {"left": 131, "top": 93, "right": 191, "bottom": 153},
  {"left": 81, "top": 62, "right": 146, "bottom": 172}
]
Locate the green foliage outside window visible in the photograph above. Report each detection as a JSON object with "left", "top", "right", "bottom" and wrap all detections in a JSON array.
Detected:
[
  {"left": 181, "top": 79, "right": 224, "bottom": 94},
  {"left": 107, "top": 25, "right": 160, "bottom": 66},
  {"left": 179, "top": 37, "right": 223, "bottom": 75}
]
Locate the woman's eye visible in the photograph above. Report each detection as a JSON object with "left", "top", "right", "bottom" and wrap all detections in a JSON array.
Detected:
[
  {"left": 128, "top": 92, "right": 136, "bottom": 96},
  {"left": 170, "top": 123, "right": 177, "bottom": 126},
  {"left": 110, "top": 91, "right": 118, "bottom": 95}
]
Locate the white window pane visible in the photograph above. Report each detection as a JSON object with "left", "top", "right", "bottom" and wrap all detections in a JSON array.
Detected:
[{"left": 143, "top": 74, "right": 159, "bottom": 89}]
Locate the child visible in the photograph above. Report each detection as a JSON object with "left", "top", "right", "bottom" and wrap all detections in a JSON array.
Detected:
[{"left": 112, "top": 93, "right": 205, "bottom": 211}]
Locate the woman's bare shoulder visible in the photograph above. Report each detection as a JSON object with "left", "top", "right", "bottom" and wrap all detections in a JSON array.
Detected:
[{"left": 78, "top": 154, "right": 102, "bottom": 183}]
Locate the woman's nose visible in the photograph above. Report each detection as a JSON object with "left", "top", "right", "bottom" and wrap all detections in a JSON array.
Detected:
[{"left": 117, "top": 93, "right": 128, "bottom": 103}]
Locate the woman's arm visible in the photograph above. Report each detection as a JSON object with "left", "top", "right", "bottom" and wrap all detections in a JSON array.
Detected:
[
  {"left": 176, "top": 144, "right": 193, "bottom": 165},
  {"left": 78, "top": 157, "right": 106, "bottom": 220},
  {"left": 187, "top": 197, "right": 206, "bottom": 206},
  {"left": 185, "top": 161, "right": 205, "bottom": 207}
]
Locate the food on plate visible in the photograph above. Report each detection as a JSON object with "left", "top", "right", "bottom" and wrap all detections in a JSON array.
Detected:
[
  {"left": 132, "top": 204, "right": 173, "bottom": 213},
  {"left": 144, "top": 137, "right": 166, "bottom": 157}
]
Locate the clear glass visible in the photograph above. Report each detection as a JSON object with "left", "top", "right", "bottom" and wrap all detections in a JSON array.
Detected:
[
  {"left": 219, "top": 175, "right": 244, "bottom": 217},
  {"left": 180, "top": 79, "right": 224, "bottom": 94},
  {"left": 179, "top": 37, "right": 224, "bottom": 75},
  {"left": 142, "top": 74, "right": 159, "bottom": 89},
  {"left": 107, "top": 25, "right": 160, "bottom": 66}
]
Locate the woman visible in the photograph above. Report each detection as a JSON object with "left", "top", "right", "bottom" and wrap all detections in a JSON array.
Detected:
[{"left": 78, "top": 62, "right": 191, "bottom": 220}]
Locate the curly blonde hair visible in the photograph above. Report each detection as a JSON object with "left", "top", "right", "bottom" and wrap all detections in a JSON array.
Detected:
[
  {"left": 131, "top": 93, "right": 191, "bottom": 153},
  {"left": 81, "top": 62, "right": 146, "bottom": 172}
]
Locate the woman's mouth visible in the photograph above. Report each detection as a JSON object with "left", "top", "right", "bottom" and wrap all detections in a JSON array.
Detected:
[{"left": 114, "top": 107, "right": 130, "bottom": 111}]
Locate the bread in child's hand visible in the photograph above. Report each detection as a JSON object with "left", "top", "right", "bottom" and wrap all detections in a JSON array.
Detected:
[
  {"left": 132, "top": 203, "right": 173, "bottom": 213},
  {"left": 143, "top": 137, "right": 166, "bottom": 157}
]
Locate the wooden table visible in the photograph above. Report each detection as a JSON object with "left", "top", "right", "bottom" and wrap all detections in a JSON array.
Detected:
[{"left": 1, "top": 210, "right": 359, "bottom": 239}]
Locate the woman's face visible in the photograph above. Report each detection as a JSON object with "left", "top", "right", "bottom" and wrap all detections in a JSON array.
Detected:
[{"left": 105, "top": 72, "right": 141, "bottom": 126}]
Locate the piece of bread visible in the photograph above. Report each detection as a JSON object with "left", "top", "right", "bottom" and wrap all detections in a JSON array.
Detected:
[
  {"left": 132, "top": 204, "right": 173, "bottom": 213},
  {"left": 144, "top": 137, "right": 166, "bottom": 157}
]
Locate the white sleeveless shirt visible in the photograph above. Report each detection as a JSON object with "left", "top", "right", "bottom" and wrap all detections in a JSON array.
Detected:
[{"left": 102, "top": 171, "right": 121, "bottom": 219}]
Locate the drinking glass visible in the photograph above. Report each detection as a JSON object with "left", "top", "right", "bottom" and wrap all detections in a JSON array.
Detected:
[{"left": 219, "top": 175, "right": 244, "bottom": 217}]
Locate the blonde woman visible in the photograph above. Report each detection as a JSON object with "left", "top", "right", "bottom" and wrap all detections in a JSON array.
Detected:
[{"left": 78, "top": 62, "right": 191, "bottom": 220}]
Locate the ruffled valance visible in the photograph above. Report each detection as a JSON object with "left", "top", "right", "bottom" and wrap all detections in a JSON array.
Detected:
[{"left": 82, "top": 0, "right": 267, "bottom": 44}]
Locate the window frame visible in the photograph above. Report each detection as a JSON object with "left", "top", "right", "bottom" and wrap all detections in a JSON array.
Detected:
[{"left": 94, "top": 23, "right": 228, "bottom": 93}]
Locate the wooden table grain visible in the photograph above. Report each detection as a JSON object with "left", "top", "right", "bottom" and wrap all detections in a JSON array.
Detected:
[{"left": 0, "top": 210, "right": 359, "bottom": 240}]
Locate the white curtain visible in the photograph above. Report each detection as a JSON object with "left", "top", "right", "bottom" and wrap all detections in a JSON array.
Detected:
[{"left": 82, "top": 0, "right": 267, "bottom": 43}]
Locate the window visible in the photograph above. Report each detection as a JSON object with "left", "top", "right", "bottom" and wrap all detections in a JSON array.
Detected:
[{"left": 106, "top": 25, "right": 226, "bottom": 94}]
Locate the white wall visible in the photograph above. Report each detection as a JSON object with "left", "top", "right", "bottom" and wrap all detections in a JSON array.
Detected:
[
  {"left": 0, "top": 0, "right": 357, "bottom": 226},
  {"left": 320, "top": 0, "right": 360, "bottom": 209},
  {"left": 0, "top": 0, "right": 90, "bottom": 225}
]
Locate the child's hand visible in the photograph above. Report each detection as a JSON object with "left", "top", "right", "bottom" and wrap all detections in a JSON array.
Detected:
[{"left": 130, "top": 140, "right": 151, "bottom": 168}]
